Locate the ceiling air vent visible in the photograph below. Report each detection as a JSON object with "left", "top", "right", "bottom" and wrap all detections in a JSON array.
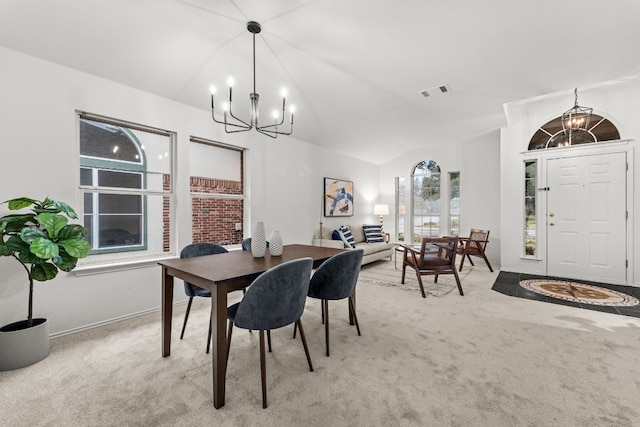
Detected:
[{"left": 419, "top": 84, "right": 451, "bottom": 98}]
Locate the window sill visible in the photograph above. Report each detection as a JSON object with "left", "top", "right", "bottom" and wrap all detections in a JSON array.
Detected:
[{"left": 73, "top": 254, "right": 177, "bottom": 276}]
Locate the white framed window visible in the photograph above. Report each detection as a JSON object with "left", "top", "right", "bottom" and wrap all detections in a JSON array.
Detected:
[
  {"left": 189, "top": 137, "right": 245, "bottom": 246},
  {"left": 78, "top": 112, "right": 174, "bottom": 261},
  {"left": 449, "top": 172, "right": 460, "bottom": 235},
  {"left": 412, "top": 160, "right": 441, "bottom": 242},
  {"left": 395, "top": 176, "right": 406, "bottom": 242}
]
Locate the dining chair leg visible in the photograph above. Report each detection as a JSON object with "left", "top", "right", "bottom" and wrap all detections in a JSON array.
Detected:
[
  {"left": 292, "top": 322, "right": 297, "bottom": 339},
  {"left": 348, "top": 292, "right": 356, "bottom": 325},
  {"left": 324, "top": 299, "right": 330, "bottom": 357},
  {"left": 206, "top": 311, "right": 212, "bottom": 354},
  {"left": 267, "top": 330, "right": 272, "bottom": 353},
  {"left": 179, "top": 297, "right": 194, "bottom": 339},
  {"left": 321, "top": 300, "right": 325, "bottom": 324},
  {"left": 295, "top": 319, "right": 314, "bottom": 372},
  {"left": 226, "top": 320, "right": 234, "bottom": 364},
  {"left": 259, "top": 330, "right": 268, "bottom": 409},
  {"left": 401, "top": 264, "right": 407, "bottom": 283},
  {"left": 458, "top": 253, "right": 466, "bottom": 271},
  {"left": 348, "top": 296, "right": 361, "bottom": 336}
]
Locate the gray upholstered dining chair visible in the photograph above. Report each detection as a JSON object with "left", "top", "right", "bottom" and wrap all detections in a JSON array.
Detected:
[
  {"left": 226, "top": 257, "right": 314, "bottom": 409},
  {"left": 179, "top": 242, "right": 228, "bottom": 354},
  {"left": 241, "top": 237, "right": 269, "bottom": 251},
  {"left": 304, "top": 249, "right": 364, "bottom": 357}
]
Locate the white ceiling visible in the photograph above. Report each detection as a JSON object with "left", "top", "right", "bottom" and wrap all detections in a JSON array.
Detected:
[{"left": 2, "top": 0, "right": 640, "bottom": 164}]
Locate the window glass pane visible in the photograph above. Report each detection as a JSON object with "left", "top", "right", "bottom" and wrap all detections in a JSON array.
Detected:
[
  {"left": 98, "top": 170, "right": 142, "bottom": 189},
  {"left": 80, "top": 119, "right": 141, "bottom": 162},
  {"left": 80, "top": 168, "right": 92, "bottom": 186},
  {"left": 98, "top": 215, "right": 142, "bottom": 248},
  {"left": 412, "top": 160, "right": 441, "bottom": 241},
  {"left": 98, "top": 194, "right": 142, "bottom": 214},
  {"left": 396, "top": 177, "right": 405, "bottom": 242},
  {"left": 524, "top": 160, "right": 536, "bottom": 256},
  {"left": 449, "top": 172, "right": 460, "bottom": 235},
  {"left": 190, "top": 139, "right": 244, "bottom": 246}
]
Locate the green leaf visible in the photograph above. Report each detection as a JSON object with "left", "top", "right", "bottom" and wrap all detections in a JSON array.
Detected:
[
  {"left": 20, "top": 226, "right": 48, "bottom": 244},
  {"left": 0, "top": 237, "right": 12, "bottom": 256},
  {"left": 6, "top": 235, "right": 29, "bottom": 253},
  {"left": 58, "top": 238, "right": 91, "bottom": 259},
  {"left": 57, "top": 224, "right": 87, "bottom": 241},
  {"left": 46, "top": 198, "right": 78, "bottom": 219},
  {"left": 6, "top": 197, "right": 38, "bottom": 211},
  {"left": 31, "top": 262, "right": 58, "bottom": 282},
  {"left": 36, "top": 212, "right": 67, "bottom": 239},
  {"left": 0, "top": 214, "right": 36, "bottom": 232},
  {"left": 53, "top": 251, "right": 79, "bottom": 272},
  {"left": 30, "top": 237, "right": 59, "bottom": 259},
  {"left": 19, "top": 249, "right": 40, "bottom": 264}
]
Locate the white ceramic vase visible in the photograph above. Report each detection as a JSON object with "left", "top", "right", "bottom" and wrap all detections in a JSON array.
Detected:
[
  {"left": 251, "top": 221, "right": 267, "bottom": 258},
  {"left": 269, "top": 230, "right": 284, "bottom": 256}
]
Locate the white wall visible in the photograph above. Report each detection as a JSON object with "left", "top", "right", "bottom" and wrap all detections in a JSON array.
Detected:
[
  {"left": 378, "top": 131, "right": 501, "bottom": 264},
  {"left": 0, "top": 46, "right": 379, "bottom": 335},
  {"left": 500, "top": 78, "right": 640, "bottom": 286}
]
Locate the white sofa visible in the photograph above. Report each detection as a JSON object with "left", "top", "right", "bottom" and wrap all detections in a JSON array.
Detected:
[{"left": 312, "top": 224, "right": 394, "bottom": 265}]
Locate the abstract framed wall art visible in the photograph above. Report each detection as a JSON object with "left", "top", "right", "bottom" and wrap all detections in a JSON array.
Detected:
[{"left": 324, "top": 177, "right": 354, "bottom": 217}]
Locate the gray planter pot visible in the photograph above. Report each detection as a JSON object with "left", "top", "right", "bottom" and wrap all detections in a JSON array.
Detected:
[{"left": 0, "top": 318, "right": 50, "bottom": 371}]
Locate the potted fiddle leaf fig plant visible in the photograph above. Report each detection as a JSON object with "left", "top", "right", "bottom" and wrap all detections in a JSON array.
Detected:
[{"left": 0, "top": 197, "right": 91, "bottom": 371}]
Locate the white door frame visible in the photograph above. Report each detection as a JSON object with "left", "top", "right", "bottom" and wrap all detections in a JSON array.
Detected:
[{"left": 524, "top": 140, "right": 635, "bottom": 285}]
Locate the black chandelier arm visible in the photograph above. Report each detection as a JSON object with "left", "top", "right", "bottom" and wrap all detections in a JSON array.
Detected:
[
  {"left": 255, "top": 128, "right": 278, "bottom": 139},
  {"left": 256, "top": 123, "right": 293, "bottom": 137},
  {"left": 211, "top": 107, "right": 251, "bottom": 130}
]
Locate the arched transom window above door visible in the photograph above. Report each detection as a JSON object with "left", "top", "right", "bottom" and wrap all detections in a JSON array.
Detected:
[{"left": 528, "top": 114, "right": 620, "bottom": 150}]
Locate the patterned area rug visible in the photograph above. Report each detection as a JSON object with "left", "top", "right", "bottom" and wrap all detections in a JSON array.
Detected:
[
  {"left": 519, "top": 279, "right": 640, "bottom": 307},
  {"left": 358, "top": 260, "right": 467, "bottom": 297}
]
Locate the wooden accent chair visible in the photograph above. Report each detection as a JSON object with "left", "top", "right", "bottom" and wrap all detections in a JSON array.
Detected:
[
  {"left": 401, "top": 236, "right": 464, "bottom": 297},
  {"left": 456, "top": 228, "right": 493, "bottom": 272}
]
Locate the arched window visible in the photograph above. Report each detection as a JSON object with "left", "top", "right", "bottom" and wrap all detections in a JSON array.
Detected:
[
  {"left": 528, "top": 114, "right": 620, "bottom": 150},
  {"left": 79, "top": 115, "right": 173, "bottom": 256},
  {"left": 412, "top": 160, "right": 441, "bottom": 242}
]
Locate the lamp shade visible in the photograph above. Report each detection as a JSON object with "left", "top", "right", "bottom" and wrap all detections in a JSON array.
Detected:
[{"left": 373, "top": 204, "right": 389, "bottom": 216}]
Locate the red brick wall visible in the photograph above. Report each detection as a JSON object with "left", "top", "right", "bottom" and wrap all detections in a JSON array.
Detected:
[
  {"left": 190, "top": 175, "right": 244, "bottom": 245},
  {"left": 162, "top": 150, "right": 244, "bottom": 250}
]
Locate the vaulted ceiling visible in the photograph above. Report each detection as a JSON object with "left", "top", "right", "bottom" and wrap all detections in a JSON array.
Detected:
[{"left": 1, "top": 0, "right": 640, "bottom": 164}]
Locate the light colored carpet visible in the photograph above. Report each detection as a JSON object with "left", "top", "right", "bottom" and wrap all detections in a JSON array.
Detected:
[
  {"left": 2, "top": 260, "right": 640, "bottom": 426},
  {"left": 358, "top": 259, "right": 469, "bottom": 296}
]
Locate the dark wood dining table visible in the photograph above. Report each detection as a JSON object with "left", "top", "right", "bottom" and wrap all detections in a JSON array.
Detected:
[{"left": 158, "top": 243, "right": 345, "bottom": 408}]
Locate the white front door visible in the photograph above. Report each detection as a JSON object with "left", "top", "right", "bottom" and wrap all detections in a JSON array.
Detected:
[{"left": 546, "top": 152, "right": 627, "bottom": 284}]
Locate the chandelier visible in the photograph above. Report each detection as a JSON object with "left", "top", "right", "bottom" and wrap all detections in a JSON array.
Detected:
[
  {"left": 209, "top": 21, "right": 294, "bottom": 139},
  {"left": 561, "top": 88, "right": 592, "bottom": 145}
]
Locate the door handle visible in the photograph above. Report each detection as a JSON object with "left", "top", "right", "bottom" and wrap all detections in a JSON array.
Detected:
[{"left": 549, "top": 221, "right": 555, "bottom": 226}]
